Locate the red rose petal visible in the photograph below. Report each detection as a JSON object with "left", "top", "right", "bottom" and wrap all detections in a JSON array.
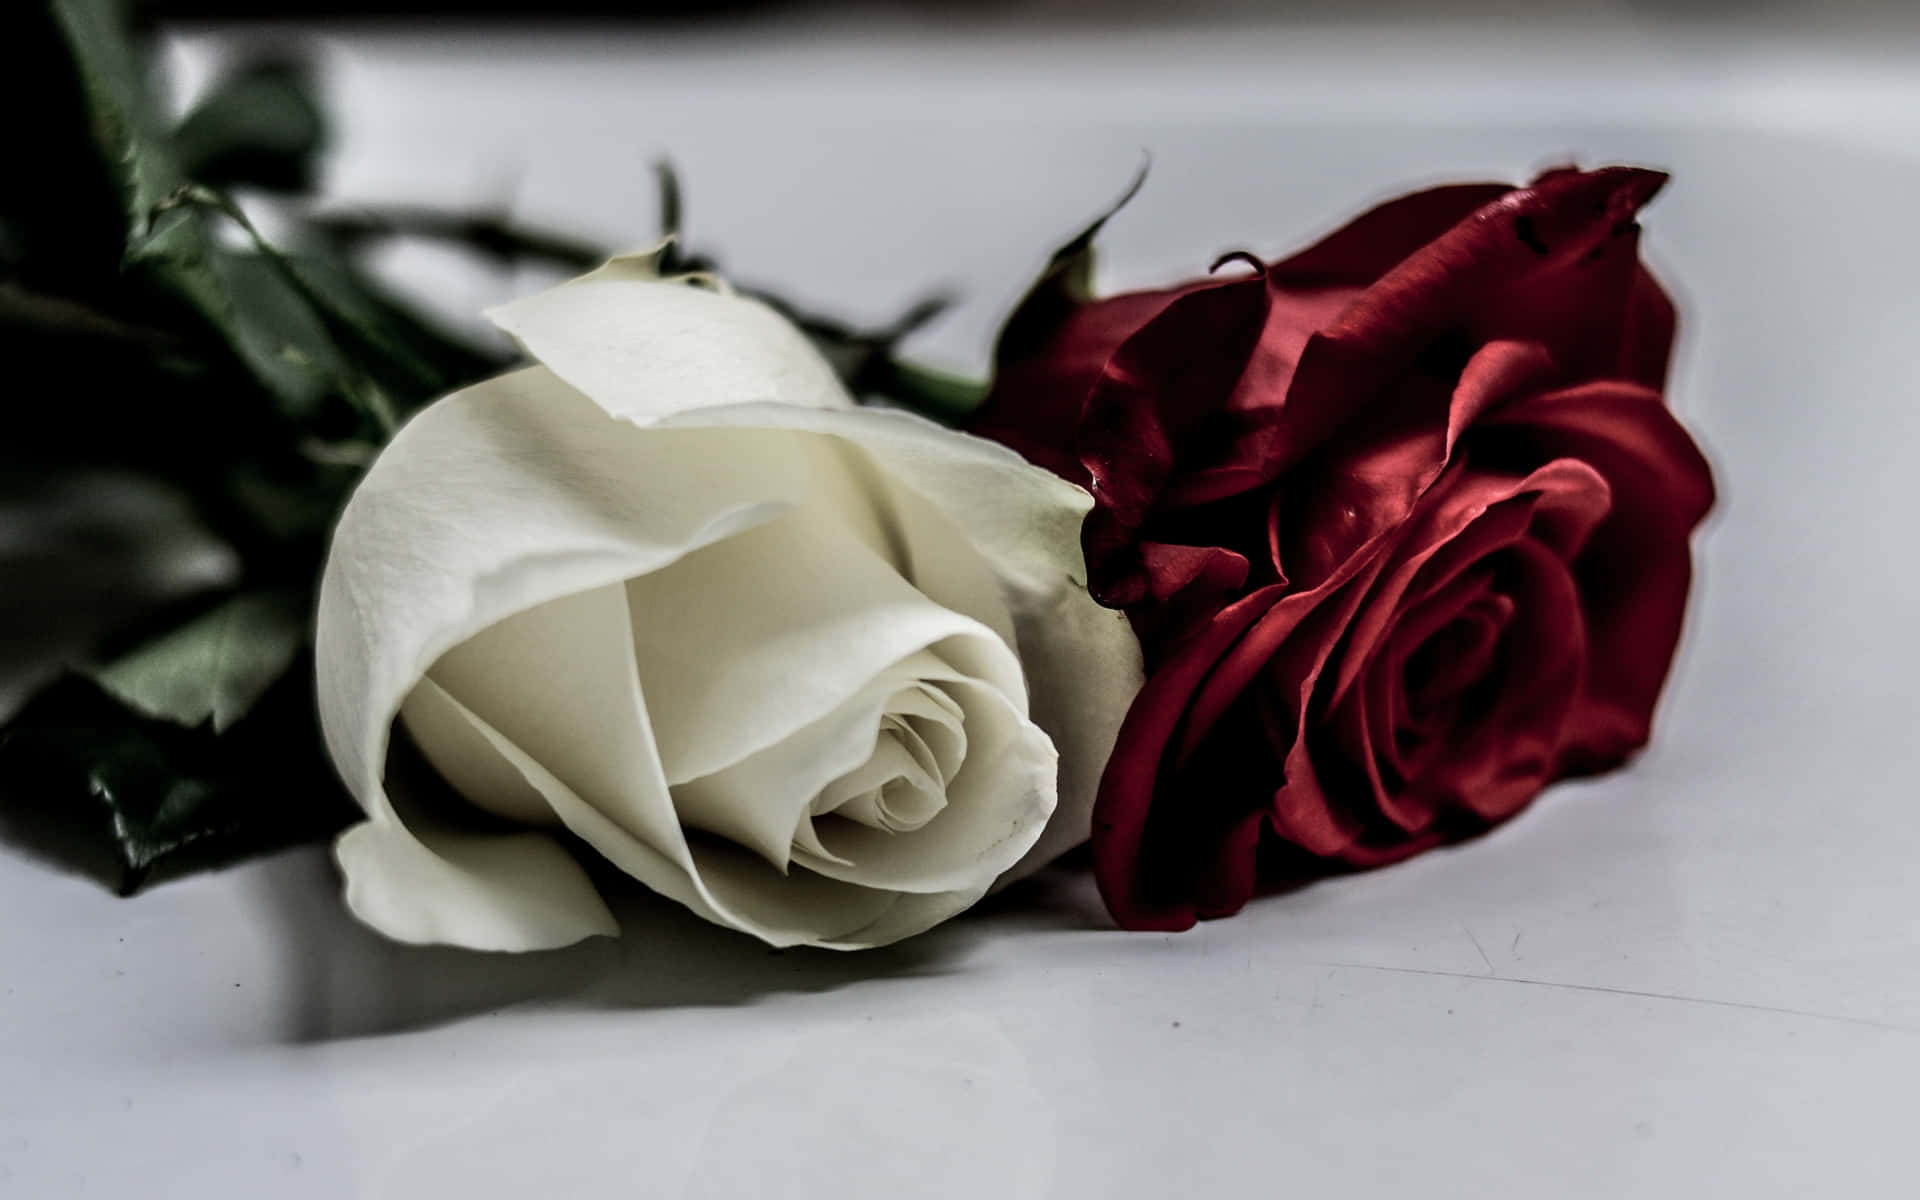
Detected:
[
  {"left": 1269, "top": 182, "right": 1518, "bottom": 287},
  {"left": 1079, "top": 270, "right": 1272, "bottom": 605},
  {"left": 1226, "top": 168, "right": 1672, "bottom": 491},
  {"left": 1411, "top": 539, "right": 1587, "bottom": 823},
  {"left": 1484, "top": 381, "right": 1714, "bottom": 765},
  {"left": 1091, "top": 585, "right": 1289, "bottom": 931},
  {"left": 969, "top": 287, "right": 1179, "bottom": 488}
]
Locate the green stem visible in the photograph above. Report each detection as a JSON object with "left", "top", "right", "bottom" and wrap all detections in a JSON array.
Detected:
[{"left": 308, "top": 205, "right": 605, "bottom": 271}]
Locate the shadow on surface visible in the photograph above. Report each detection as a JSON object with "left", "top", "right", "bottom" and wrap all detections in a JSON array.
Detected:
[{"left": 252, "top": 839, "right": 1113, "bottom": 1042}]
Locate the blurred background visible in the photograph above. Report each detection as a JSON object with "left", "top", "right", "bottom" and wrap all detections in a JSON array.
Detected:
[{"left": 130, "top": 0, "right": 1920, "bottom": 26}]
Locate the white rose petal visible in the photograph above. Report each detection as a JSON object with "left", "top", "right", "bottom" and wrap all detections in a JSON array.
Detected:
[{"left": 316, "top": 258, "right": 1143, "bottom": 952}]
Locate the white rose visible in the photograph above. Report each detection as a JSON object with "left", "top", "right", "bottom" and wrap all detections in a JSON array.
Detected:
[{"left": 315, "top": 252, "right": 1142, "bottom": 952}]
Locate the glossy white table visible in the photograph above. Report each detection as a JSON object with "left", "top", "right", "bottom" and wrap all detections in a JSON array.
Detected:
[{"left": 5, "top": 18, "right": 1919, "bottom": 1198}]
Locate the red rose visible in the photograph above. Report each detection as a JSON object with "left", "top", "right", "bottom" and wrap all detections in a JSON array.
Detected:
[{"left": 967, "top": 167, "right": 1715, "bottom": 931}]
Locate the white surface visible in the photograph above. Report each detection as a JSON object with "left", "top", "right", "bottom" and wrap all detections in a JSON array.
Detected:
[{"left": 6, "top": 17, "right": 1920, "bottom": 1198}]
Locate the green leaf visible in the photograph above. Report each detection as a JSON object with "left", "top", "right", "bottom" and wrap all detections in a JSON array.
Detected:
[
  {"left": 0, "top": 665, "right": 355, "bottom": 896},
  {"left": 46, "top": 6, "right": 367, "bottom": 434},
  {"left": 212, "top": 248, "right": 350, "bottom": 423},
  {"left": 284, "top": 244, "right": 511, "bottom": 411},
  {"left": 172, "top": 54, "right": 327, "bottom": 194},
  {"left": 173, "top": 187, "right": 472, "bottom": 430},
  {"left": 119, "top": 204, "right": 357, "bottom": 435},
  {"left": 91, "top": 589, "right": 306, "bottom": 734},
  {"left": 48, "top": 0, "right": 245, "bottom": 357},
  {"left": 50, "top": 0, "right": 313, "bottom": 414},
  {"left": 0, "top": 6, "right": 128, "bottom": 288},
  {"left": 49, "top": 0, "right": 182, "bottom": 246}
]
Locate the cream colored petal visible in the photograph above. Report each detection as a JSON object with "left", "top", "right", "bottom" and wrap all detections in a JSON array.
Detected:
[
  {"left": 681, "top": 407, "right": 1145, "bottom": 880},
  {"left": 333, "top": 818, "right": 616, "bottom": 951},
  {"left": 676, "top": 841, "right": 903, "bottom": 948},
  {"left": 421, "top": 582, "right": 685, "bottom": 856},
  {"left": 651, "top": 403, "right": 1146, "bottom": 877},
  {"left": 393, "top": 675, "right": 733, "bottom": 937},
  {"left": 563, "top": 242, "right": 673, "bottom": 285},
  {"left": 397, "top": 674, "right": 557, "bottom": 828},
  {"left": 493, "top": 271, "right": 1138, "bottom": 880},
  {"left": 812, "top": 886, "right": 989, "bottom": 952},
  {"left": 885, "top": 684, "right": 968, "bottom": 782},
  {"left": 626, "top": 507, "right": 1022, "bottom": 784},
  {"left": 493, "top": 266, "right": 1138, "bottom": 881},
  {"left": 657, "top": 404, "right": 1093, "bottom": 603},
  {"left": 820, "top": 736, "right": 943, "bottom": 833},
  {"left": 485, "top": 278, "right": 854, "bottom": 427},
  {"left": 788, "top": 813, "right": 851, "bottom": 869},
  {"left": 317, "top": 366, "right": 817, "bottom": 950},
  {"left": 799, "top": 677, "right": 1056, "bottom": 895},
  {"left": 670, "top": 650, "right": 958, "bottom": 872},
  {"left": 1000, "top": 584, "right": 1144, "bottom": 882},
  {"left": 407, "top": 669, "right": 972, "bottom": 950},
  {"left": 486, "top": 267, "right": 1083, "bottom": 614}
]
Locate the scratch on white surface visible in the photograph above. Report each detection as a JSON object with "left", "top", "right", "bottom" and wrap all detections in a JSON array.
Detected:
[
  {"left": 1315, "top": 962, "right": 1917, "bottom": 1034},
  {"left": 1461, "top": 922, "right": 1497, "bottom": 977}
]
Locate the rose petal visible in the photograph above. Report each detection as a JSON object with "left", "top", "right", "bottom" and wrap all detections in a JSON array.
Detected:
[
  {"left": 487, "top": 274, "right": 854, "bottom": 424},
  {"left": 333, "top": 821, "right": 618, "bottom": 950},
  {"left": 973, "top": 286, "right": 1179, "bottom": 489},
  {"left": 406, "top": 671, "right": 930, "bottom": 948},
  {"left": 326, "top": 275, "right": 1144, "bottom": 947},
  {"left": 994, "top": 570, "right": 1143, "bottom": 881},
  {"left": 416, "top": 581, "right": 686, "bottom": 855},
  {"left": 1268, "top": 183, "right": 1518, "bottom": 287},
  {"left": 493, "top": 261, "right": 1105, "bottom": 631},
  {"left": 886, "top": 683, "right": 968, "bottom": 783},
  {"left": 674, "top": 649, "right": 962, "bottom": 873},
  {"left": 1483, "top": 381, "right": 1714, "bottom": 763},
  {"left": 1076, "top": 269, "right": 1273, "bottom": 604},
  {"left": 1286, "top": 459, "right": 1609, "bottom": 854},
  {"left": 659, "top": 404, "right": 1142, "bottom": 881},
  {"left": 1446, "top": 339, "right": 1561, "bottom": 454},
  {"left": 1230, "top": 168, "right": 1672, "bottom": 492},
  {"left": 801, "top": 675, "right": 1055, "bottom": 894},
  {"left": 1090, "top": 584, "right": 1290, "bottom": 930},
  {"left": 396, "top": 674, "right": 558, "bottom": 829},
  {"left": 1325, "top": 457, "right": 1614, "bottom": 708},
  {"left": 1407, "top": 539, "right": 1585, "bottom": 823},
  {"left": 623, "top": 499, "right": 1020, "bottom": 785},
  {"left": 1328, "top": 570, "right": 1500, "bottom": 835},
  {"left": 318, "top": 367, "right": 812, "bottom": 950}
]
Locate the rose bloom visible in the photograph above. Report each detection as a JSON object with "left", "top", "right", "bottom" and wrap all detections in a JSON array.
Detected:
[
  {"left": 316, "top": 252, "right": 1140, "bottom": 951},
  {"left": 967, "top": 167, "right": 1714, "bottom": 931}
]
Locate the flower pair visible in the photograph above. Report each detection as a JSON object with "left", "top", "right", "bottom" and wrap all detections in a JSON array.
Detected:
[{"left": 319, "top": 168, "right": 1713, "bottom": 950}]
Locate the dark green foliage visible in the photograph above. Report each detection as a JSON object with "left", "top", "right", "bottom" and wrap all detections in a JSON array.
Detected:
[{"left": 1, "top": 0, "right": 971, "bottom": 894}]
